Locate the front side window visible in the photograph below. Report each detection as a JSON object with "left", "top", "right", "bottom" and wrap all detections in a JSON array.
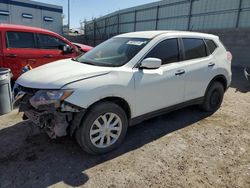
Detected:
[
  {"left": 77, "top": 37, "right": 149, "bottom": 67},
  {"left": 37, "top": 34, "right": 67, "bottom": 49},
  {"left": 145, "top": 39, "right": 179, "bottom": 65},
  {"left": 183, "top": 38, "right": 207, "bottom": 60},
  {"left": 6, "top": 31, "right": 35, "bottom": 48}
]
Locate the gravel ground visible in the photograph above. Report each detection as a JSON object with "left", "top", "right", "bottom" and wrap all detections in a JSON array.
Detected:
[{"left": 0, "top": 67, "right": 249, "bottom": 188}]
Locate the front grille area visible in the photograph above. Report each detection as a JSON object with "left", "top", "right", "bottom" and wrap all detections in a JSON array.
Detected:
[
  {"left": 19, "top": 94, "right": 33, "bottom": 112},
  {"left": 18, "top": 85, "right": 38, "bottom": 95}
]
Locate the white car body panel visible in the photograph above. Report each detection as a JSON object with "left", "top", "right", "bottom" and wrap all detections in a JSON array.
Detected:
[
  {"left": 182, "top": 56, "right": 214, "bottom": 101},
  {"left": 17, "top": 59, "right": 111, "bottom": 89},
  {"left": 63, "top": 67, "right": 137, "bottom": 118},
  {"left": 133, "top": 63, "right": 185, "bottom": 117}
]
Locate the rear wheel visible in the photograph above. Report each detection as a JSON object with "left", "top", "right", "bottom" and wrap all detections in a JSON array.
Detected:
[
  {"left": 201, "top": 82, "right": 225, "bottom": 112},
  {"left": 75, "top": 102, "right": 128, "bottom": 155}
]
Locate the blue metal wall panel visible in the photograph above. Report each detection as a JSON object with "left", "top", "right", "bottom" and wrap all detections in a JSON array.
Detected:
[
  {"left": 192, "top": 0, "right": 239, "bottom": 14},
  {"left": 136, "top": 21, "right": 156, "bottom": 31},
  {"left": 120, "top": 12, "right": 135, "bottom": 23},
  {"left": 85, "top": 0, "right": 250, "bottom": 45},
  {"left": 106, "top": 16, "right": 118, "bottom": 26},
  {"left": 239, "top": 11, "right": 250, "bottom": 27},
  {"left": 241, "top": 0, "right": 250, "bottom": 8},
  {"left": 158, "top": 18, "right": 188, "bottom": 30},
  {"left": 191, "top": 12, "right": 238, "bottom": 30},
  {"left": 120, "top": 23, "right": 134, "bottom": 33},
  {"left": 136, "top": 8, "right": 157, "bottom": 21},
  {"left": 203, "top": 12, "right": 237, "bottom": 29},
  {"left": 158, "top": 2, "right": 189, "bottom": 18},
  {"left": 96, "top": 19, "right": 105, "bottom": 28}
]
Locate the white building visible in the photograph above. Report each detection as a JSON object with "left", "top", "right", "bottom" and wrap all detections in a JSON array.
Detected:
[{"left": 0, "top": 0, "right": 63, "bottom": 34}]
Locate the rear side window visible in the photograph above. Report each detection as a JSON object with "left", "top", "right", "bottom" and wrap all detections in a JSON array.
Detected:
[
  {"left": 205, "top": 39, "right": 218, "bottom": 54},
  {"left": 182, "top": 38, "right": 207, "bottom": 60},
  {"left": 6, "top": 31, "right": 35, "bottom": 48},
  {"left": 145, "top": 39, "right": 179, "bottom": 65},
  {"left": 37, "top": 34, "right": 67, "bottom": 49}
]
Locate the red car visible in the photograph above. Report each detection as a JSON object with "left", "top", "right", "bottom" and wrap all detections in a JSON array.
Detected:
[{"left": 0, "top": 24, "right": 92, "bottom": 79}]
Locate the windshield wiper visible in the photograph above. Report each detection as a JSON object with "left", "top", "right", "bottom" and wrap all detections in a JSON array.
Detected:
[
  {"left": 80, "top": 61, "right": 96, "bottom": 66},
  {"left": 71, "top": 58, "right": 79, "bottom": 62}
]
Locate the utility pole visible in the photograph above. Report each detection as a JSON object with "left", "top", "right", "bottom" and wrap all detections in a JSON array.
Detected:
[{"left": 68, "top": 0, "right": 70, "bottom": 33}]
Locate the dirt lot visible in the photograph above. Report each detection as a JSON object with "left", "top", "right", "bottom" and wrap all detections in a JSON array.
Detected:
[{"left": 0, "top": 67, "right": 249, "bottom": 188}]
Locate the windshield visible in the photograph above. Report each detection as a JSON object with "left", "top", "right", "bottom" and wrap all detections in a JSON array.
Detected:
[{"left": 76, "top": 37, "right": 149, "bottom": 67}]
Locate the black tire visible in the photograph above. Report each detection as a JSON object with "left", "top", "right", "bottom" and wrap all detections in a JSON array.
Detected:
[
  {"left": 75, "top": 101, "right": 128, "bottom": 155},
  {"left": 201, "top": 81, "right": 225, "bottom": 112}
]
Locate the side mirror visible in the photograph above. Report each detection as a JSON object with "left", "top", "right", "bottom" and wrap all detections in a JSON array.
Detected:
[
  {"left": 59, "top": 44, "right": 73, "bottom": 54},
  {"left": 140, "top": 58, "right": 162, "bottom": 69}
]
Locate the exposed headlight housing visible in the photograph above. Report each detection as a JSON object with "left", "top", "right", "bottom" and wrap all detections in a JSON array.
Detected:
[{"left": 29, "top": 90, "right": 74, "bottom": 109}]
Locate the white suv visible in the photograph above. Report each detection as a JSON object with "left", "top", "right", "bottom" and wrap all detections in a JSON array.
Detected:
[{"left": 14, "top": 31, "right": 232, "bottom": 154}]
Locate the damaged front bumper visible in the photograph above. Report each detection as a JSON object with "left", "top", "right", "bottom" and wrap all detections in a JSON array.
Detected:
[
  {"left": 14, "top": 85, "right": 84, "bottom": 139},
  {"left": 24, "top": 109, "right": 72, "bottom": 138}
]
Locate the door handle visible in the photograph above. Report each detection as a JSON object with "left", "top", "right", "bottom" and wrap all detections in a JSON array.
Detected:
[
  {"left": 175, "top": 69, "right": 185, "bottom": 76},
  {"left": 208, "top": 62, "right": 215, "bottom": 67},
  {"left": 43, "top": 54, "right": 53, "bottom": 58},
  {"left": 6, "top": 54, "right": 17, "bottom": 58}
]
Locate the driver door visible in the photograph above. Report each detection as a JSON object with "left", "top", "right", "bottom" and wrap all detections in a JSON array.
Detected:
[{"left": 133, "top": 38, "right": 186, "bottom": 117}]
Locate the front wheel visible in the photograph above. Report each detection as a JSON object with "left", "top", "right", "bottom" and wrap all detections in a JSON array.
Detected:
[
  {"left": 201, "top": 82, "right": 225, "bottom": 112},
  {"left": 75, "top": 102, "right": 128, "bottom": 155}
]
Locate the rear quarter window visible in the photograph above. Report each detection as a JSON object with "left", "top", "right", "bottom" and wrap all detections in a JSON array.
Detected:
[
  {"left": 6, "top": 31, "right": 35, "bottom": 48},
  {"left": 205, "top": 39, "right": 218, "bottom": 54}
]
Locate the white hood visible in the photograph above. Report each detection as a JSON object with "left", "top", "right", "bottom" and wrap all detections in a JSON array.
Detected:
[{"left": 16, "top": 59, "right": 111, "bottom": 89}]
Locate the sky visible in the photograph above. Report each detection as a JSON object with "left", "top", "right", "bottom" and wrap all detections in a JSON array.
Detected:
[{"left": 33, "top": 0, "right": 158, "bottom": 28}]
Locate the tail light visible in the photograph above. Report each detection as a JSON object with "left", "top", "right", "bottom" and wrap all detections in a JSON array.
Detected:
[{"left": 227, "top": 51, "right": 232, "bottom": 62}]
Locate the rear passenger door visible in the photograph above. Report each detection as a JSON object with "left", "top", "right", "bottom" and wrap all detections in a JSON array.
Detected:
[
  {"left": 36, "top": 34, "right": 75, "bottom": 66},
  {"left": 181, "top": 38, "right": 217, "bottom": 101}
]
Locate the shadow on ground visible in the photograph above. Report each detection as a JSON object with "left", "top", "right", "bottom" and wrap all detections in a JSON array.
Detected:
[
  {"left": 0, "top": 106, "right": 212, "bottom": 187},
  {"left": 230, "top": 66, "right": 250, "bottom": 93}
]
